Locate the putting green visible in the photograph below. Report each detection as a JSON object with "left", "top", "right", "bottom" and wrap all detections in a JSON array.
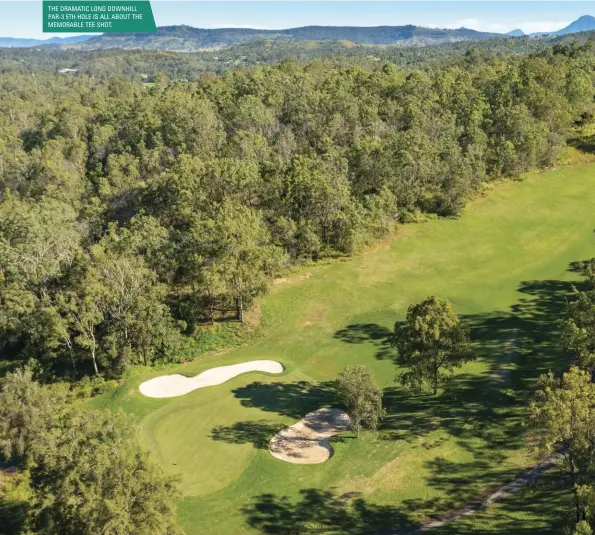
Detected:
[{"left": 95, "top": 163, "right": 595, "bottom": 534}]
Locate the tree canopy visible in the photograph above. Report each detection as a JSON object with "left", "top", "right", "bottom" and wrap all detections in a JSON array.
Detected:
[
  {"left": 0, "top": 40, "right": 593, "bottom": 378},
  {"left": 335, "top": 365, "right": 385, "bottom": 437},
  {"left": 530, "top": 366, "right": 595, "bottom": 525},
  {"left": 0, "top": 367, "right": 181, "bottom": 535},
  {"left": 394, "top": 296, "right": 472, "bottom": 394}
]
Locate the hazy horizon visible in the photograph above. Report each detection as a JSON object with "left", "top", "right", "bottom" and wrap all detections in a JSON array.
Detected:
[{"left": 0, "top": 1, "right": 592, "bottom": 40}]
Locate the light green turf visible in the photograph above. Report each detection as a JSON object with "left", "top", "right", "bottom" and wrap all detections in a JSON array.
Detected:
[{"left": 92, "top": 163, "right": 595, "bottom": 534}]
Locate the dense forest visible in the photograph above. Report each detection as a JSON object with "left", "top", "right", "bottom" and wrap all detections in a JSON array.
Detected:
[
  {"left": 0, "top": 40, "right": 594, "bottom": 381},
  {"left": 2, "top": 27, "right": 595, "bottom": 535}
]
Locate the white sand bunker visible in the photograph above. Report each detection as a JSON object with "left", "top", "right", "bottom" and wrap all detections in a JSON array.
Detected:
[
  {"left": 269, "top": 408, "right": 351, "bottom": 464},
  {"left": 139, "top": 360, "right": 284, "bottom": 398}
]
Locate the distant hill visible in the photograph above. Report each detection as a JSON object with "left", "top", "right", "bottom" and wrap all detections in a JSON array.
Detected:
[
  {"left": 553, "top": 15, "right": 595, "bottom": 36},
  {"left": 1, "top": 35, "right": 565, "bottom": 80},
  {"left": 0, "top": 35, "right": 92, "bottom": 48},
  {"left": 64, "top": 24, "right": 504, "bottom": 51},
  {"left": 4, "top": 16, "right": 595, "bottom": 53}
]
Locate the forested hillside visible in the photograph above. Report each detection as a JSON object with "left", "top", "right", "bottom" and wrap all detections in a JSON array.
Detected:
[
  {"left": 64, "top": 24, "right": 502, "bottom": 51},
  {"left": 0, "top": 34, "right": 576, "bottom": 79},
  {"left": 0, "top": 42, "right": 594, "bottom": 379}
]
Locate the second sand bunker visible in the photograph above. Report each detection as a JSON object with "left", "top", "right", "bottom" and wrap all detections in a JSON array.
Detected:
[{"left": 269, "top": 408, "right": 351, "bottom": 464}]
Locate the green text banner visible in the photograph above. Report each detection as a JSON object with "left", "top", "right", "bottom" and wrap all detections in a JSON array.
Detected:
[{"left": 43, "top": 1, "right": 156, "bottom": 33}]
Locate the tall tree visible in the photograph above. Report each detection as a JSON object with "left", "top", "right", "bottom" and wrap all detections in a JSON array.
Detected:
[
  {"left": 181, "top": 201, "right": 285, "bottom": 324},
  {"left": 0, "top": 370, "right": 182, "bottom": 535},
  {"left": 335, "top": 365, "right": 385, "bottom": 437},
  {"left": 0, "top": 195, "right": 80, "bottom": 294},
  {"left": 529, "top": 366, "right": 595, "bottom": 525},
  {"left": 67, "top": 291, "right": 103, "bottom": 376},
  {"left": 562, "top": 289, "right": 595, "bottom": 371},
  {"left": 31, "top": 410, "right": 182, "bottom": 535},
  {"left": 394, "top": 296, "right": 472, "bottom": 394},
  {"left": 0, "top": 366, "right": 64, "bottom": 466}
]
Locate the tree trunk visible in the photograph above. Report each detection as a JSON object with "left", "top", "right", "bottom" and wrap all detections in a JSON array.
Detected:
[
  {"left": 237, "top": 296, "right": 244, "bottom": 323},
  {"left": 69, "top": 348, "right": 77, "bottom": 376},
  {"left": 570, "top": 454, "right": 580, "bottom": 523},
  {"left": 90, "top": 334, "right": 99, "bottom": 376},
  {"left": 64, "top": 337, "right": 77, "bottom": 376},
  {"left": 91, "top": 349, "right": 99, "bottom": 376},
  {"left": 433, "top": 361, "right": 438, "bottom": 395}
]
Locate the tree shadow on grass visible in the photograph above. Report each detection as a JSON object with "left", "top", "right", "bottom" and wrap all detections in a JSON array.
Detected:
[
  {"left": 331, "top": 273, "right": 581, "bottom": 526},
  {"left": 567, "top": 258, "right": 594, "bottom": 276},
  {"left": 343, "top": 275, "right": 580, "bottom": 439},
  {"left": 428, "top": 472, "right": 573, "bottom": 535},
  {"left": 333, "top": 323, "right": 394, "bottom": 360},
  {"left": 210, "top": 420, "right": 283, "bottom": 449},
  {"left": 380, "top": 374, "right": 522, "bottom": 455},
  {"left": 377, "top": 277, "right": 582, "bottom": 532},
  {"left": 401, "top": 455, "right": 522, "bottom": 521},
  {"left": 568, "top": 133, "right": 595, "bottom": 156},
  {"left": 231, "top": 380, "right": 337, "bottom": 419},
  {"left": 229, "top": 273, "right": 580, "bottom": 455},
  {"left": 236, "top": 272, "right": 581, "bottom": 534},
  {"left": 488, "top": 277, "right": 586, "bottom": 394},
  {"left": 243, "top": 488, "right": 417, "bottom": 535},
  {"left": 235, "top": 275, "right": 582, "bottom": 534},
  {"left": 243, "top": 476, "right": 572, "bottom": 535}
]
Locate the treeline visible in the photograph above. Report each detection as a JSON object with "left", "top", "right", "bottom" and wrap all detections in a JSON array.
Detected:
[
  {"left": 0, "top": 34, "right": 589, "bottom": 80},
  {"left": 0, "top": 43, "right": 594, "bottom": 378}
]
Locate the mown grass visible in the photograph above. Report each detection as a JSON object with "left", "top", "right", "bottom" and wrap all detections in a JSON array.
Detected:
[{"left": 93, "top": 162, "right": 595, "bottom": 534}]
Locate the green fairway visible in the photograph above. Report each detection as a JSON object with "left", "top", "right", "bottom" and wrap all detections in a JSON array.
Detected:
[{"left": 93, "top": 163, "right": 595, "bottom": 534}]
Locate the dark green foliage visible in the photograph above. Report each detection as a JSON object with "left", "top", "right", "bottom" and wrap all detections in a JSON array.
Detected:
[
  {"left": 0, "top": 368, "right": 181, "bottom": 535},
  {"left": 395, "top": 296, "right": 473, "bottom": 394},
  {"left": 561, "top": 289, "right": 595, "bottom": 370},
  {"left": 0, "top": 40, "right": 593, "bottom": 378},
  {"left": 530, "top": 366, "right": 595, "bottom": 526},
  {"left": 0, "top": 367, "right": 64, "bottom": 465},
  {"left": 530, "top": 261, "right": 595, "bottom": 532},
  {"left": 30, "top": 409, "right": 181, "bottom": 535},
  {"left": 335, "top": 365, "right": 385, "bottom": 437}
]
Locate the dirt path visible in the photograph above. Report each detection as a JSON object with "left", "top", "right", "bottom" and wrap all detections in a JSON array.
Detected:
[{"left": 395, "top": 453, "right": 564, "bottom": 534}]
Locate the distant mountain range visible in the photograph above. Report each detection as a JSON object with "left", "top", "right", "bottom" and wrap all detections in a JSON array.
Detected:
[
  {"left": 0, "top": 35, "right": 92, "bottom": 48},
  {"left": 3, "top": 15, "right": 595, "bottom": 51},
  {"left": 59, "top": 25, "right": 504, "bottom": 50},
  {"left": 553, "top": 15, "right": 595, "bottom": 36},
  {"left": 507, "top": 29, "right": 526, "bottom": 37}
]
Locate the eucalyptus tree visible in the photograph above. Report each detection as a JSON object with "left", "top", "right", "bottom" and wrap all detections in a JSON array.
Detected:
[
  {"left": 336, "top": 365, "right": 385, "bottom": 437},
  {"left": 395, "top": 296, "right": 472, "bottom": 394},
  {"left": 529, "top": 366, "right": 595, "bottom": 525}
]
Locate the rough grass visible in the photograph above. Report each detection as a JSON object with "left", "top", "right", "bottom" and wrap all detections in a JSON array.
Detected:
[{"left": 93, "top": 163, "right": 595, "bottom": 534}]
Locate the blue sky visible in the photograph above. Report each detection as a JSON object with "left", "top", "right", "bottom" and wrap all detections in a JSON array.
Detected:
[{"left": 2, "top": 1, "right": 595, "bottom": 39}]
